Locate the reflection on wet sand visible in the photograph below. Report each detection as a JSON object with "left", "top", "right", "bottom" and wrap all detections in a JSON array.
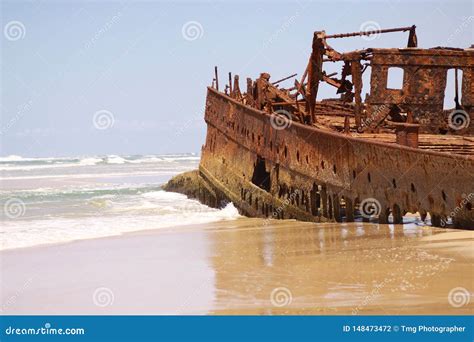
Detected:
[
  {"left": 0, "top": 217, "right": 471, "bottom": 315},
  {"left": 207, "top": 219, "right": 473, "bottom": 315}
]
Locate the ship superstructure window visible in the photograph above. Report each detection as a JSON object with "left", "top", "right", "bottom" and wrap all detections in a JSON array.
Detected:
[
  {"left": 443, "top": 68, "right": 463, "bottom": 110},
  {"left": 386, "top": 67, "right": 404, "bottom": 90}
]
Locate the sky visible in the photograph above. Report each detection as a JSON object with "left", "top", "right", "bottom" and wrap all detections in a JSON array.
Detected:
[{"left": 1, "top": 0, "right": 472, "bottom": 157}]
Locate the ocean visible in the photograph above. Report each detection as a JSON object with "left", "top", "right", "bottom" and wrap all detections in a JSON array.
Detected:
[
  {"left": 0, "top": 154, "right": 239, "bottom": 250},
  {"left": 1, "top": 154, "right": 473, "bottom": 315}
]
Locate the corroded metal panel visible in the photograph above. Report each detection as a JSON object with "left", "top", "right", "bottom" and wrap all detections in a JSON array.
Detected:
[
  {"left": 178, "top": 27, "right": 474, "bottom": 229},
  {"left": 200, "top": 88, "right": 474, "bottom": 228}
]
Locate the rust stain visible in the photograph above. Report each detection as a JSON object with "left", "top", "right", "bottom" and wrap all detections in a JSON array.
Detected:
[{"left": 168, "top": 25, "right": 474, "bottom": 229}]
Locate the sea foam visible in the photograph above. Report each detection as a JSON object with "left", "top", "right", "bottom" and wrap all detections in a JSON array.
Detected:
[{"left": 0, "top": 154, "right": 241, "bottom": 251}]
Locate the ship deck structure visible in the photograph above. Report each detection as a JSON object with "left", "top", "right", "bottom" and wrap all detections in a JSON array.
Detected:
[{"left": 166, "top": 25, "right": 474, "bottom": 229}]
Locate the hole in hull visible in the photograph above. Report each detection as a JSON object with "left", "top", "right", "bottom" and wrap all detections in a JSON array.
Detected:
[{"left": 251, "top": 156, "right": 271, "bottom": 192}]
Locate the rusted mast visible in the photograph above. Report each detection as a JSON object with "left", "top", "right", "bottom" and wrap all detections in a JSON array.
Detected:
[
  {"left": 407, "top": 25, "right": 417, "bottom": 47},
  {"left": 303, "top": 25, "right": 418, "bottom": 129},
  {"left": 214, "top": 66, "right": 219, "bottom": 91},
  {"left": 306, "top": 31, "right": 324, "bottom": 124},
  {"left": 233, "top": 75, "right": 242, "bottom": 100},
  {"left": 351, "top": 60, "right": 363, "bottom": 128}
]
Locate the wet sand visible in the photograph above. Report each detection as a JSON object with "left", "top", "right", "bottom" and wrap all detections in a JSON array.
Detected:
[{"left": 0, "top": 219, "right": 473, "bottom": 315}]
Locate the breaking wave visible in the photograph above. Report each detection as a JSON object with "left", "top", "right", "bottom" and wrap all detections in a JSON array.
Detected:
[
  {"left": 1, "top": 187, "right": 240, "bottom": 250},
  {"left": 0, "top": 153, "right": 200, "bottom": 172},
  {"left": 0, "top": 153, "right": 232, "bottom": 250}
]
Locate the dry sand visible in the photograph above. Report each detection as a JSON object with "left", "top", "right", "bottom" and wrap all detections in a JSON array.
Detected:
[{"left": 0, "top": 218, "right": 473, "bottom": 315}]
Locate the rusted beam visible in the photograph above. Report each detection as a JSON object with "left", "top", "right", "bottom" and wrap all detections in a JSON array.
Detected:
[
  {"left": 324, "top": 26, "right": 415, "bottom": 39},
  {"left": 407, "top": 25, "right": 417, "bottom": 47},
  {"left": 351, "top": 60, "right": 363, "bottom": 128},
  {"left": 272, "top": 73, "right": 298, "bottom": 85},
  {"left": 322, "top": 75, "right": 341, "bottom": 88},
  {"left": 307, "top": 32, "right": 324, "bottom": 123},
  {"left": 272, "top": 101, "right": 306, "bottom": 106},
  {"left": 245, "top": 78, "right": 254, "bottom": 107},
  {"left": 233, "top": 75, "right": 242, "bottom": 101},
  {"left": 295, "top": 62, "right": 309, "bottom": 103},
  {"left": 214, "top": 66, "right": 219, "bottom": 91},
  {"left": 393, "top": 123, "right": 420, "bottom": 148},
  {"left": 454, "top": 68, "right": 460, "bottom": 108},
  {"left": 255, "top": 73, "right": 270, "bottom": 110},
  {"left": 344, "top": 115, "right": 350, "bottom": 134}
]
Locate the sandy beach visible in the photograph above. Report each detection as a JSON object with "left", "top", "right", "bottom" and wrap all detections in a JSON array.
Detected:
[{"left": 1, "top": 218, "right": 472, "bottom": 315}]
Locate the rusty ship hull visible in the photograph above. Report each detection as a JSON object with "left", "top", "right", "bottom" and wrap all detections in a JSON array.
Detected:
[
  {"left": 196, "top": 87, "right": 473, "bottom": 229},
  {"left": 165, "top": 25, "right": 474, "bottom": 229}
]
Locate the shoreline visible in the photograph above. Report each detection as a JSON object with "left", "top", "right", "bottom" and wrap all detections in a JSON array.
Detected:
[
  {"left": 0, "top": 204, "right": 463, "bottom": 254},
  {"left": 1, "top": 218, "right": 472, "bottom": 315},
  {"left": 0, "top": 213, "right": 449, "bottom": 254},
  {"left": 0, "top": 215, "right": 244, "bottom": 253}
]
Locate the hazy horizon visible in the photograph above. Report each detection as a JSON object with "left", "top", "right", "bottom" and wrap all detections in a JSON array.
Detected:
[{"left": 2, "top": 0, "right": 472, "bottom": 157}]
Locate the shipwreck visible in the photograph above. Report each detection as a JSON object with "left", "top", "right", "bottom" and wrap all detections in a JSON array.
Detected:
[{"left": 165, "top": 25, "right": 474, "bottom": 229}]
